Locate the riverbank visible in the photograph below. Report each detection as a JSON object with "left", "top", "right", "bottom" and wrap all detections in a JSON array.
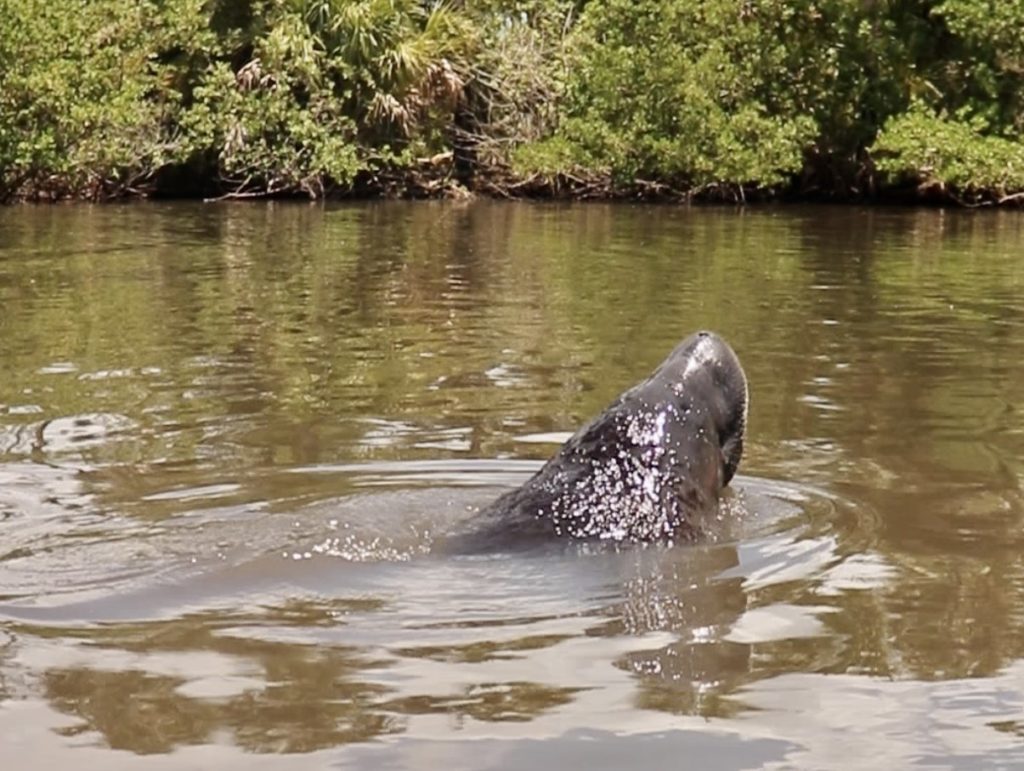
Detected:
[
  {"left": 10, "top": 165, "right": 1021, "bottom": 209},
  {"left": 3, "top": 1, "right": 1023, "bottom": 208}
]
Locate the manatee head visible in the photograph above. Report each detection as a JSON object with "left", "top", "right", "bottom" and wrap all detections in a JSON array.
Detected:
[
  {"left": 657, "top": 330, "right": 748, "bottom": 486},
  {"left": 450, "top": 330, "right": 751, "bottom": 550}
]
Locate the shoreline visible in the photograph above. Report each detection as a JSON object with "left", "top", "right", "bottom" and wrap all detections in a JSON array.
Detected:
[{"left": 5, "top": 169, "right": 1021, "bottom": 209}]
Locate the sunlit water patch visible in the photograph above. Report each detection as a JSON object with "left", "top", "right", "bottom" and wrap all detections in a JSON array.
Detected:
[
  {"left": 0, "top": 462, "right": 880, "bottom": 757},
  {"left": 0, "top": 457, "right": 886, "bottom": 767},
  {"left": 0, "top": 456, "right": 851, "bottom": 614}
]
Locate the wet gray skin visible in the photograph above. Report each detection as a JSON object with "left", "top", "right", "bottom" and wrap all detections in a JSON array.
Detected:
[{"left": 450, "top": 331, "right": 748, "bottom": 549}]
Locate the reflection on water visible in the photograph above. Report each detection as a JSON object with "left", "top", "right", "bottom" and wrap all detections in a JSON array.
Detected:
[{"left": 2, "top": 202, "right": 1024, "bottom": 768}]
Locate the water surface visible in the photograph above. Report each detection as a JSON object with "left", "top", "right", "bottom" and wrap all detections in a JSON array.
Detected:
[{"left": 2, "top": 202, "right": 1024, "bottom": 769}]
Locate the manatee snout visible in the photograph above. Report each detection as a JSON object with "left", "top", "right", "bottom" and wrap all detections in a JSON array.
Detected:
[{"left": 660, "top": 330, "right": 748, "bottom": 486}]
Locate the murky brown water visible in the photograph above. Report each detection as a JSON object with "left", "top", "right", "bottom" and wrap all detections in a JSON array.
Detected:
[{"left": 1, "top": 201, "right": 1024, "bottom": 769}]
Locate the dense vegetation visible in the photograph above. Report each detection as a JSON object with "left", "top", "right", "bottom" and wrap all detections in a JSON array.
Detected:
[{"left": 1, "top": 0, "right": 1022, "bottom": 203}]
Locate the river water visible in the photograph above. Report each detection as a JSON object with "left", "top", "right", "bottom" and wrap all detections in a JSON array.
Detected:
[{"left": 1, "top": 202, "right": 1023, "bottom": 769}]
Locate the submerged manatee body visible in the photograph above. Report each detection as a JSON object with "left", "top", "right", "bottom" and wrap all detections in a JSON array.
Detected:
[{"left": 458, "top": 331, "right": 748, "bottom": 549}]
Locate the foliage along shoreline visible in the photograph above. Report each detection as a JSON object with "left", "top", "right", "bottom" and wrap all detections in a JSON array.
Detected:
[{"left": 2, "top": 0, "right": 1024, "bottom": 207}]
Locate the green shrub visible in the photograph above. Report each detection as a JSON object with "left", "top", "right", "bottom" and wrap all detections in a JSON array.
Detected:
[
  {"left": 513, "top": 0, "right": 915, "bottom": 195},
  {"left": 176, "top": 0, "right": 479, "bottom": 196},
  {"left": 0, "top": 0, "right": 177, "bottom": 199},
  {"left": 873, "top": 103, "right": 1024, "bottom": 200},
  {"left": 1, "top": 0, "right": 1024, "bottom": 202}
]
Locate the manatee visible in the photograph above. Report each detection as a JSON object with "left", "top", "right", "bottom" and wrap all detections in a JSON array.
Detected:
[{"left": 452, "top": 331, "right": 748, "bottom": 549}]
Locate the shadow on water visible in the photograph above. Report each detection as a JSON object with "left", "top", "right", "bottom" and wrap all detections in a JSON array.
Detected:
[{"left": 3, "top": 203, "right": 1024, "bottom": 768}]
